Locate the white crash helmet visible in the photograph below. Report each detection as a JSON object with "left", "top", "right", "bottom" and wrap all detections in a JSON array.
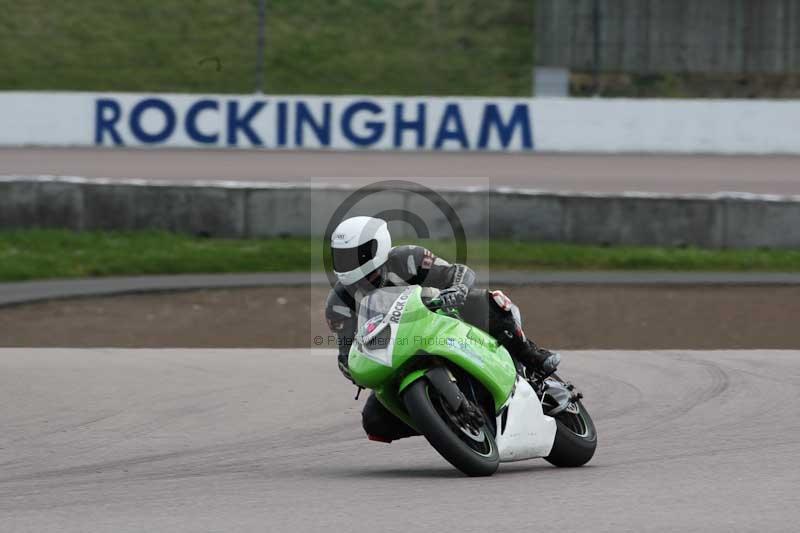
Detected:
[{"left": 330, "top": 216, "right": 391, "bottom": 286}]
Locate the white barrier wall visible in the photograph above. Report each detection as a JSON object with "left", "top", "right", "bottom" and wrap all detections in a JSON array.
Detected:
[
  {"left": 2, "top": 91, "right": 800, "bottom": 154},
  {"left": 4, "top": 176, "right": 800, "bottom": 249}
]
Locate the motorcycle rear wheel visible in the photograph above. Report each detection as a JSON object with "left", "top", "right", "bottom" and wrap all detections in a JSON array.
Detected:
[
  {"left": 403, "top": 379, "right": 499, "bottom": 477},
  {"left": 545, "top": 399, "right": 597, "bottom": 467}
]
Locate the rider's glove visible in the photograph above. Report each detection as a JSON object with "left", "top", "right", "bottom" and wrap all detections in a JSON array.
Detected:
[
  {"left": 338, "top": 352, "right": 354, "bottom": 384},
  {"left": 439, "top": 283, "right": 469, "bottom": 313}
]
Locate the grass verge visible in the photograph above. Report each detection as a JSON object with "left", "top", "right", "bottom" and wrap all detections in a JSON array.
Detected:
[
  {"left": 1, "top": 230, "right": 800, "bottom": 282},
  {"left": 0, "top": 0, "right": 535, "bottom": 96}
]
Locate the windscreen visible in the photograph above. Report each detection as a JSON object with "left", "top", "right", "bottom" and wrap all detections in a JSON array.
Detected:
[{"left": 356, "top": 286, "right": 409, "bottom": 337}]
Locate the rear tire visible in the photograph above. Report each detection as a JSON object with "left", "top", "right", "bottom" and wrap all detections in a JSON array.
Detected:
[
  {"left": 403, "top": 379, "right": 499, "bottom": 477},
  {"left": 545, "top": 400, "right": 597, "bottom": 467}
]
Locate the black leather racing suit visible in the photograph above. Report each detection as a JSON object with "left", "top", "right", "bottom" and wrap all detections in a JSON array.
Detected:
[{"left": 325, "top": 245, "right": 538, "bottom": 442}]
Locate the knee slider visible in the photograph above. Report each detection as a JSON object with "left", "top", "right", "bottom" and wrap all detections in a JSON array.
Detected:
[{"left": 361, "top": 397, "right": 389, "bottom": 435}]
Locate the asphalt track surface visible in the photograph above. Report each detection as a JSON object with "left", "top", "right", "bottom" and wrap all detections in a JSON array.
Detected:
[
  {"left": 4, "top": 147, "right": 800, "bottom": 194},
  {"left": 1, "top": 348, "right": 798, "bottom": 532}
]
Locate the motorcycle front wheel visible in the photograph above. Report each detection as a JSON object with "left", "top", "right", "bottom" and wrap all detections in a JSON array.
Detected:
[{"left": 403, "top": 379, "right": 499, "bottom": 477}]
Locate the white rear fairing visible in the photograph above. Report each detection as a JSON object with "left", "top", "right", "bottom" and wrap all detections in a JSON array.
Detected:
[{"left": 495, "top": 376, "right": 556, "bottom": 462}]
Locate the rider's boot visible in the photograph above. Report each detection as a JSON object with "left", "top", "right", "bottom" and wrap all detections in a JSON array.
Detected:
[
  {"left": 519, "top": 339, "right": 561, "bottom": 375},
  {"left": 503, "top": 328, "right": 561, "bottom": 375}
]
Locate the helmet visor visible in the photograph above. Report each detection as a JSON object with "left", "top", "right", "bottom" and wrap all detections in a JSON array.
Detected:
[{"left": 332, "top": 239, "right": 378, "bottom": 273}]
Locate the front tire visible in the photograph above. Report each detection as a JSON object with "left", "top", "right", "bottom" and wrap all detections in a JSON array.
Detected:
[{"left": 403, "top": 379, "right": 499, "bottom": 477}]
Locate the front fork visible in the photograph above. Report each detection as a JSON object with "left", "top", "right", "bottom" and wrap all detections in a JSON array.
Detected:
[{"left": 400, "top": 366, "right": 492, "bottom": 432}]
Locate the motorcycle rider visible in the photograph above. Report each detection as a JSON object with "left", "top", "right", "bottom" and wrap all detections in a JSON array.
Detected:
[{"left": 325, "top": 216, "right": 560, "bottom": 442}]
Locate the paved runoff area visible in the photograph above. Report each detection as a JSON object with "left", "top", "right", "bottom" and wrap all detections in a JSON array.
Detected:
[
  {"left": 1, "top": 348, "right": 798, "bottom": 532},
  {"left": 4, "top": 271, "right": 800, "bottom": 308},
  {"left": 4, "top": 147, "right": 800, "bottom": 194},
  {"left": 3, "top": 284, "right": 800, "bottom": 350}
]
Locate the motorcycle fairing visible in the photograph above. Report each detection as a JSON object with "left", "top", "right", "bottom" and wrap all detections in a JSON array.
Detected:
[
  {"left": 349, "top": 286, "right": 517, "bottom": 410},
  {"left": 495, "top": 376, "right": 556, "bottom": 462}
]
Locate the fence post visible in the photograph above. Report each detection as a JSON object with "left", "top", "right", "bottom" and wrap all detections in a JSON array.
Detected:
[
  {"left": 255, "top": 0, "right": 267, "bottom": 93},
  {"left": 592, "top": 0, "right": 601, "bottom": 94}
]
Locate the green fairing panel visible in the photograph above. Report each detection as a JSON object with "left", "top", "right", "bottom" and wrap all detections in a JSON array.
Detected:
[
  {"left": 398, "top": 369, "right": 428, "bottom": 393},
  {"left": 349, "top": 286, "right": 517, "bottom": 412}
]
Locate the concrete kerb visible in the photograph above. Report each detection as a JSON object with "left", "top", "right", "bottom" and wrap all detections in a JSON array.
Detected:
[{"left": 3, "top": 176, "right": 800, "bottom": 248}]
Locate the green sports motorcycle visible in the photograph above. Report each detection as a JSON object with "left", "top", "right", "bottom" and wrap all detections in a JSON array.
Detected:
[{"left": 349, "top": 285, "right": 597, "bottom": 477}]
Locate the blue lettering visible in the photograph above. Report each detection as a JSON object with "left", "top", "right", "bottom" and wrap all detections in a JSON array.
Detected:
[
  {"left": 295, "top": 102, "right": 331, "bottom": 147},
  {"left": 227, "top": 101, "right": 265, "bottom": 146},
  {"left": 95, "top": 98, "right": 123, "bottom": 146},
  {"left": 129, "top": 98, "right": 176, "bottom": 144},
  {"left": 433, "top": 103, "right": 469, "bottom": 149},
  {"left": 277, "top": 102, "right": 288, "bottom": 147},
  {"left": 341, "top": 101, "right": 385, "bottom": 147},
  {"left": 393, "top": 103, "right": 426, "bottom": 148},
  {"left": 477, "top": 104, "right": 533, "bottom": 150},
  {"left": 185, "top": 99, "right": 219, "bottom": 144}
]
